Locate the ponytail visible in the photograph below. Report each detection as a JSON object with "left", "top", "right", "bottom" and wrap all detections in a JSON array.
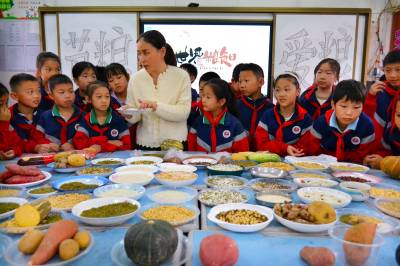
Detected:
[
  {"left": 165, "top": 43, "right": 177, "bottom": 66},
  {"left": 205, "top": 78, "right": 239, "bottom": 118}
]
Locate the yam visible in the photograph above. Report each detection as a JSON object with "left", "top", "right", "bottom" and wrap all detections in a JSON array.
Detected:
[{"left": 200, "top": 234, "right": 239, "bottom": 266}]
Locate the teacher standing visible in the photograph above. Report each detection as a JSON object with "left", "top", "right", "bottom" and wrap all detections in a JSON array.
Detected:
[{"left": 125, "top": 30, "right": 191, "bottom": 150}]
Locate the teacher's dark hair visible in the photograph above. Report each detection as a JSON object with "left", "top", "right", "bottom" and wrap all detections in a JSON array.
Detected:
[{"left": 137, "top": 30, "right": 176, "bottom": 66}]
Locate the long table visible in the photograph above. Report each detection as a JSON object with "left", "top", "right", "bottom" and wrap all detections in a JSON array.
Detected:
[{"left": 0, "top": 151, "right": 399, "bottom": 265}]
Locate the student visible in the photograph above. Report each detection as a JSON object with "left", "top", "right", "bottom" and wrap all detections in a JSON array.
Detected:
[
  {"left": 198, "top": 71, "right": 220, "bottom": 97},
  {"left": 363, "top": 50, "right": 400, "bottom": 136},
  {"left": 180, "top": 63, "right": 199, "bottom": 128},
  {"left": 0, "top": 83, "right": 22, "bottom": 159},
  {"left": 188, "top": 78, "right": 249, "bottom": 152},
  {"left": 36, "top": 52, "right": 61, "bottom": 111},
  {"left": 73, "top": 81, "right": 131, "bottom": 152},
  {"left": 237, "top": 63, "right": 274, "bottom": 150},
  {"left": 72, "top": 61, "right": 97, "bottom": 112},
  {"left": 255, "top": 72, "right": 312, "bottom": 156},
  {"left": 230, "top": 63, "right": 244, "bottom": 98},
  {"left": 8, "top": 73, "right": 43, "bottom": 153},
  {"left": 299, "top": 58, "right": 340, "bottom": 120},
  {"left": 364, "top": 95, "right": 400, "bottom": 168},
  {"left": 308, "top": 80, "right": 375, "bottom": 163},
  {"left": 32, "top": 74, "right": 83, "bottom": 153}
]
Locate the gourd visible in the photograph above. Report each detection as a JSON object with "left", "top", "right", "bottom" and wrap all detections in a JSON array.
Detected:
[
  {"left": 160, "top": 139, "right": 184, "bottom": 151},
  {"left": 380, "top": 156, "right": 400, "bottom": 179},
  {"left": 15, "top": 200, "right": 51, "bottom": 227},
  {"left": 124, "top": 220, "right": 178, "bottom": 266},
  {"left": 231, "top": 152, "right": 254, "bottom": 161},
  {"left": 67, "top": 154, "right": 86, "bottom": 167},
  {"left": 247, "top": 152, "right": 281, "bottom": 163}
]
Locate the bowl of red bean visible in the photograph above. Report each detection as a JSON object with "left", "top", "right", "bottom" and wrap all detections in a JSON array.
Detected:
[{"left": 332, "top": 172, "right": 381, "bottom": 184}]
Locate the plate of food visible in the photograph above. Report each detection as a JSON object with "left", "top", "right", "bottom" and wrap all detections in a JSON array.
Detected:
[
  {"left": 250, "top": 167, "right": 287, "bottom": 179},
  {"left": 109, "top": 171, "right": 155, "bottom": 186},
  {"left": 93, "top": 184, "right": 146, "bottom": 200},
  {"left": 331, "top": 172, "right": 381, "bottom": 184},
  {"left": 289, "top": 170, "right": 332, "bottom": 179},
  {"left": 4, "top": 220, "right": 93, "bottom": 265},
  {"left": 205, "top": 175, "right": 248, "bottom": 190},
  {"left": 155, "top": 171, "right": 198, "bottom": 187},
  {"left": 207, "top": 203, "right": 274, "bottom": 233},
  {"left": 247, "top": 178, "right": 297, "bottom": 193},
  {"left": 0, "top": 187, "right": 25, "bottom": 198},
  {"left": 228, "top": 160, "right": 258, "bottom": 170},
  {"left": 52, "top": 176, "right": 108, "bottom": 192},
  {"left": 257, "top": 162, "right": 295, "bottom": 171},
  {"left": 294, "top": 178, "right": 338, "bottom": 188},
  {"left": 26, "top": 186, "right": 57, "bottom": 199},
  {"left": 369, "top": 183, "right": 400, "bottom": 200},
  {"left": 182, "top": 155, "right": 218, "bottom": 169},
  {"left": 198, "top": 189, "right": 249, "bottom": 206},
  {"left": 0, "top": 165, "right": 52, "bottom": 188},
  {"left": 158, "top": 163, "right": 197, "bottom": 173},
  {"left": 297, "top": 187, "right": 352, "bottom": 208},
  {"left": 337, "top": 208, "right": 400, "bottom": 234},
  {"left": 72, "top": 197, "right": 140, "bottom": 226},
  {"left": 76, "top": 166, "right": 113, "bottom": 177},
  {"left": 91, "top": 158, "right": 125, "bottom": 167},
  {"left": 374, "top": 198, "right": 400, "bottom": 219},
  {"left": 292, "top": 161, "right": 328, "bottom": 171},
  {"left": 273, "top": 202, "right": 337, "bottom": 233},
  {"left": 51, "top": 152, "right": 87, "bottom": 172},
  {"left": 328, "top": 162, "right": 369, "bottom": 173},
  {"left": 46, "top": 193, "right": 92, "bottom": 212},
  {"left": 115, "top": 164, "right": 159, "bottom": 174},
  {"left": 125, "top": 156, "right": 163, "bottom": 165},
  {"left": 255, "top": 192, "right": 292, "bottom": 208},
  {"left": 0, "top": 197, "right": 28, "bottom": 220},
  {"left": 139, "top": 204, "right": 200, "bottom": 226},
  {"left": 146, "top": 186, "right": 198, "bottom": 204},
  {"left": 207, "top": 164, "right": 244, "bottom": 176}
]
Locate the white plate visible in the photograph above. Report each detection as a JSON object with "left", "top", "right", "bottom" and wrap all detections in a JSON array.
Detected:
[
  {"left": 297, "top": 187, "right": 352, "bottom": 208},
  {"left": 182, "top": 156, "right": 217, "bottom": 169},
  {"left": 274, "top": 209, "right": 337, "bottom": 233},
  {"left": 125, "top": 156, "right": 163, "bottom": 165},
  {"left": 292, "top": 161, "right": 328, "bottom": 171},
  {"left": 0, "top": 171, "right": 52, "bottom": 188},
  {"left": 93, "top": 184, "right": 146, "bottom": 200},
  {"left": 4, "top": 232, "right": 93, "bottom": 265},
  {"left": 72, "top": 197, "right": 140, "bottom": 226},
  {"left": 115, "top": 165, "right": 159, "bottom": 174},
  {"left": 111, "top": 229, "right": 191, "bottom": 266},
  {"left": 332, "top": 172, "right": 382, "bottom": 184},
  {"left": 146, "top": 186, "right": 198, "bottom": 204},
  {"left": 139, "top": 204, "right": 200, "bottom": 226},
  {"left": 91, "top": 158, "right": 125, "bottom": 167},
  {"left": 159, "top": 163, "right": 197, "bottom": 173},
  {"left": 47, "top": 163, "right": 86, "bottom": 173},
  {"left": 155, "top": 172, "right": 198, "bottom": 187},
  {"left": 374, "top": 198, "right": 400, "bottom": 219},
  {"left": 0, "top": 197, "right": 28, "bottom": 220},
  {"left": 109, "top": 171, "right": 154, "bottom": 186},
  {"left": 294, "top": 178, "right": 338, "bottom": 188},
  {"left": 329, "top": 162, "right": 369, "bottom": 173},
  {"left": 208, "top": 203, "right": 274, "bottom": 232}
]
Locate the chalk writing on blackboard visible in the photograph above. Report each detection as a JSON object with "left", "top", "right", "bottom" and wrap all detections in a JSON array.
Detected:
[
  {"left": 62, "top": 26, "right": 132, "bottom": 68},
  {"left": 279, "top": 27, "right": 353, "bottom": 87}
]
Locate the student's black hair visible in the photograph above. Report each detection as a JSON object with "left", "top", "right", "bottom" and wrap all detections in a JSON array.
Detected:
[
  {"left": 383, "top": 50, "right": 400, "bottom": 67},
  {"left": 180, "top": 63, "right": 198, "bottom": 79},
  {"left": 332, "top": 79, "right": 365, "bottom": 104},
  {"left": 137, "top": 30, "right": 177, "bottom": 66},
  {"left": 36, "top": 52, "right": 61, "bottom": 70},
  {"left": 48, "top": 74, "right": 73, "bottom": 92},
  {"left": 205, "top": 78, "right": 239, "bottom": 118},
  {"left": 239, "top": 63, "right": 264, "bottom": 79},
  {"left": 86, "top": 81, "right": 111, "bottom": 99},
  {"left": 105, "top": 63, "right": 129, "bottom": 80},
  {"left": 273, "top": 72, "right": 301, "bottom": 91},
  {"left": 0, "top": 83, "right": 9, "bottom": 97},
  {"left": 95, "top": 66, "right": 107, "bottom": 83},
  {"left": 314, "top": 58, "right": 340, "bottom": 80},
  {"left": 9, "top": 73, "right": 38, "bottom": 92},
  {"left": 231, "top": 63, "right": 245, "bottom": 82},
  {"left": 199, "top": 72, "right": 220, "bottom": 83},
  {"left": 72, "top": 61, "right": 96, "bottom": 79}
]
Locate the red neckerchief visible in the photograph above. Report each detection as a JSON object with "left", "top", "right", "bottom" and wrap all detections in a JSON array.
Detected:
[
  {"left": 55, "top": 110, "right": 81, "bottom": 144},
  {"left": 324, "top": 110, "right": 351, "bottom": 161},
  {"left": 240, "top": 96, "right": 270, "bottom": 138},
  {"left": 273, "top": 104, "right": 307, "bottom": 141},
  {"left": 384, "top": 82, "right": 400, "bottom": 132},
  {"left": 9, "top": 105, "right": 35, "bottom": 132},
  {"left": 84, "top": 113, "right": 110, "bottom": 136},
  {"left": 203, "top": 108, "right": 227, "bottom": 152},
  {"left": 304, "top": 84, "right": 333, "bottom": 120}
]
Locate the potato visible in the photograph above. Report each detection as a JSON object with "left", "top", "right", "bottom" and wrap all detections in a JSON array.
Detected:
[
  {"left": 67, "top": 154, "right": 86, "bottom": 167},
  {"left": 54, "top": 152, "right": 72, "bottom": 162},
  {"left": 18, "top": 229, "right": 45, "bottom": 254},
  {"left": 59, "top": 239, "right": 80, "bottom": 261},
  {"left": 73, "top": 231, "right": 91, "bottom": 249}
]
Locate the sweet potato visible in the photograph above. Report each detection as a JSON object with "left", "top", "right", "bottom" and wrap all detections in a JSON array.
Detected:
[
  {"left": 5, "top": 164, "right": 41, "bottom": 176},
  {"left": 4, "top": 174, "right": 45, "bottom": 184},
  {"left": 300, "top": 246, "right": 335, "bottom": 266},
  {"left": 29, "top": 220, "right": 78, "bottom": 266},
  {"left": 0, "top": 170, "right": 12, "bottom": 181}
]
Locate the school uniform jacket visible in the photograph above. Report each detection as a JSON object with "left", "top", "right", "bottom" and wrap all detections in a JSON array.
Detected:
[
  {"left": 255, "top": 104, "right": 313, "bottom": 156},
  {"left": 237, "top": 96, "right": 274, "bottom": 150},
  {"left": 9, "top": 104, "right": 42, "bottom": 153},
  {"left": 188, "top": 109, "right": 249, "bottom": 153},
  {"left": 74, "top": 90, "right": 122, "bottom": 112},
  {"left": 32, "top": 105, "right": 83, "bottom": 146},
  {"left": 0, "top": 121, "right": 23, "bottom": 156},
  {"left": 308, "top": 110, "right": 375, "bottom": 163},
  {"left": 299, "top": 84, "right": 333, "bottom": 120},
  {"left": 73, "top": 109, "right": 131, "bottom": 152},
  {"left": 187, "top": 88, "right": 200, "bottom": 128},
  {"left": 38, "top": 86, "right": 54, "bottom": 111}
]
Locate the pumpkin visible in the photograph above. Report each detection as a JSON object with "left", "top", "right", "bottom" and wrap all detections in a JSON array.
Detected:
[
  {"left": 380, "top": 156, "right": 400, "bottom": 179},
  {"left": 124, "top": 220, "right": 178, "bottom": 266},
  {"left": 15, "top": 199, "right": 51, "bottom": 227}
]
